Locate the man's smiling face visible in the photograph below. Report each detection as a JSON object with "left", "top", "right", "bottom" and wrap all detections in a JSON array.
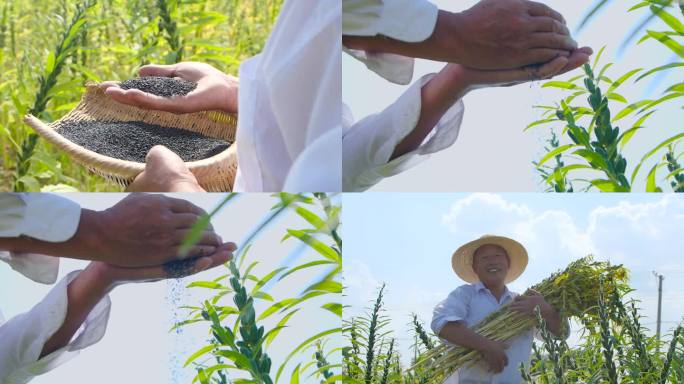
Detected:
[{"left": 472, "top": 244, "right": 510, "bottom": 287}]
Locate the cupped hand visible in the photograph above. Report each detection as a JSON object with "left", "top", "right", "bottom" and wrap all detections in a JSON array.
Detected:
[
  {"left": 127, "top": 145, "right": 205, "bottom": 192},
  {"left": 100, "top": 62, "right": 238, "bottom": 114},
  {"left": 451, "top": 0, "right": 577, "bottom": 69},
  {"left": 82, "top": 193, "right": 222, "bottom": 267},
  {"left": 510, "top": 289, "right": 551, "bottom": 316},
  {"left": 454, "top": 47, "right": 593, "bottom": 91},
  {"left": 92, "top": 242, "right": 236, "bottom": 286}
]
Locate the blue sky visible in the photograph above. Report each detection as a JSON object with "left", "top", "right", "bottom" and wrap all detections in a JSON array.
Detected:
[
  {"left": 0, "top": 193, "right": 341, "bottom": 384},
  {"left": 343, "top": 0, "right": 683, "bottom": 192},
  {"left": 342, "top": 193, "right": 684, "bottom": 364}
]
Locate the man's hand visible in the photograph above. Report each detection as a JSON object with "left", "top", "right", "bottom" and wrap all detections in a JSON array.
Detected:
[
  {"left": 447, "top": 0, "right": 576, "bottom": 69},
  {"left": 92, "top": 242, "right": 236, "bottom": 285},
  {"left": 509, "top": 289, "right": 550, "bottom": 316},
  {"left": 448, "top": 46, "right": 593, "bottom": 92},
  {"left": 391, "top": 47, "right": 591, "bottom": 160},
  {"left": 76, "top": 194, "right": 221, "bottom": 267},
  {"left": 128, "top": 145, "right": 206, "bottom": 192},
  {"left": 100, "top": 62, "right": 238, "bottom": 114},
  {"left": 479, "top": 340, "right": 509, "bottom": 373},
  {"left": 343, "top": 1, "right": 579, "bottom": 71},
  {"left": 510, "top": 289, "right": 566, "bottom": 337},
  {"left": 40, "top": 243, "right": 235, "bottom": 358}
]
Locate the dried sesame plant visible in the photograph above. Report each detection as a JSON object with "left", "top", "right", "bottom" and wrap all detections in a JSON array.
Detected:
[{"left": 177, "top": 193, "right": 342, "bottom": 384}]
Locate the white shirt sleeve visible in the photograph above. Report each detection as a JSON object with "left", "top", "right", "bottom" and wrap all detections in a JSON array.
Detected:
[
  {"left": 342, "top": 0, "right": 439, "bottom": 85},
  {"left": 343, "top": 73, "right": 464, "bottom": 192},
  {"left": 0, "top": 194, "right": 81, "bottom": 284},
  {"left": 342, "top": 0, "right": 438, "bottom": 42},
  {"left": 431, "top": 286, "right": 472, "bottom": 337},
  {"left": 0, "top": 271, "right": 111, "bottom": 384}
]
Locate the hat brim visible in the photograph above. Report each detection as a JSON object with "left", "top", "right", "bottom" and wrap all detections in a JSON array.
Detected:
[{"left": 451, "top": 235, "right": 528, "bottom": 284}]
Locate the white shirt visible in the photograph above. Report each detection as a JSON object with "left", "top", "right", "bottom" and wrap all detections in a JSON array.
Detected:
[
  {"left": 0, "top": 193, "right": 111, "bottom": 383},
  {"left": 431, "top": 283, "right": 532, "bottom": 384},
  {"left": 342, "top": 0, "right": 465, "bottom": 191},
  {"left": 233, "top": 0, "right": 341, "bottom": 192}
]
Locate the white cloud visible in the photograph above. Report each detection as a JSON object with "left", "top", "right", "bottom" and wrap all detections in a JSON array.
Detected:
[
  {"left": 441, "top": 194, "right": 594, "bottom": 271},
  {"left": 343, "top": 259, "right": 382, "bottom": 316},
  {"left": 441, "top": 193, "right": 532, "bottom": 236},
  {"left": 587, "top": 195, "right": 684, "bottom": 269},
  {"left": 440, "top": 194, "right": 684, "bottom": 273}
]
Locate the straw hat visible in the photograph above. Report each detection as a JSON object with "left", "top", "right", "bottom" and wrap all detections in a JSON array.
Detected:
[{"left": 451, "top": 235, "right": 528, "bottom": 284}]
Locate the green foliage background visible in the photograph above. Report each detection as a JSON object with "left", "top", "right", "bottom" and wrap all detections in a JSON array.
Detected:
[
  {"left": 529, "top": 0, "right": 684, "bottom": 192},
  {"left": 0, "top": 0, "right": 282, "bottom": 191},
  {"left": 180, "top": 193, "right": 343, "bottom": 384}
]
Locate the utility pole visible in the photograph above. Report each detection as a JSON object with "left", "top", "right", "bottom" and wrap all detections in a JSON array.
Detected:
[{"left": 653, "top": 271, "right": 664, "bottom": 353}]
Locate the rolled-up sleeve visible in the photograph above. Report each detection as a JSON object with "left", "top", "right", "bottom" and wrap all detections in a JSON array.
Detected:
[
  {"left": 343, "top": 0, "right": 438, "bottom": 42},
  {"left": 343, "top": 73, "right": 464, "bottom": 191},
  {"left": 431, "top": 286, "right": 472, "bottom": 337},
  {"left": 0, "top": 271, "right": 111, "bottom": 384},
  {"left": 343, "top": 0, "right": 439, "bottom": 85},
  {"left": 0, "top": 193, "right": 81, "bottom": 284}
]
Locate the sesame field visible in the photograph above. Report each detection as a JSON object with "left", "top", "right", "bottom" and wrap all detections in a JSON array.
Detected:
[{"left": 0, "top": 0, "right": 281, "bottom": 192}]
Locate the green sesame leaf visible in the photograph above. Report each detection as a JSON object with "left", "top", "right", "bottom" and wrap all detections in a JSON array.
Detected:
[
  {"left": 542, "top": 81, "right": 583, "bottom": 90},
  {"left": 645, "top": 164, "right": 664, "bottom": 192},
  {"left": 538, "top": 144, "right": 581, "bottom": 167},
  {"left": 183, "top": 345, "right": 216, "bottom": 367},
  {"left": 286, "top": 229, "right": 340, "bottom": 263},
  {"left": 631, "top": 132, "right": 684, "bottom": 184}
]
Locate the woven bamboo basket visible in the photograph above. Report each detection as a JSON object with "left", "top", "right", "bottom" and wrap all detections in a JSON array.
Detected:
[{"left": 23, "top": 83, "right": 237, "bottom": 191}]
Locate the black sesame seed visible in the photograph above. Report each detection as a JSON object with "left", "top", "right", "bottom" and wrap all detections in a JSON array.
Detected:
[
  {"left": 120, "top": 76, "right": 197, "bottom": 98},
  {"left": 58, "top": 120, "right": 230, "bottom": 163},
  {"left": 163, "top": 257, "right": 199, "bottom": 279}
]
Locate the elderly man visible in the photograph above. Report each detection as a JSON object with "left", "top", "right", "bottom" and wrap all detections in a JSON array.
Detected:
[{"left": 432, "top": 235, "right": 566, "bottom": 383}]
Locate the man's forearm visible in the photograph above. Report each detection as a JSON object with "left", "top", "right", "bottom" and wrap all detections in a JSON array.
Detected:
[
  {"left": 40, "top": 263, "right": 113, "bottom": 357},
  {"left": 439, "top": 321, "right": 495, "bottom": 352},
  {"left": 343, "top": 10, "right": 461, "bottom": 63},
  {"left": 0, "top": 209, "right": 103, "bottom": 262},
  {"left": 390, "top": 64, "right": 469, "bottom": 160}
]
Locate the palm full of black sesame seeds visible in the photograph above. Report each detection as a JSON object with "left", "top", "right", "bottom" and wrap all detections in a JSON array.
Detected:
[
  {"left": 163, "top": 258, "right": 201, "bottom": 279},
  {"left": 119, "top": 76, "right": 197, "bottom": 97}
]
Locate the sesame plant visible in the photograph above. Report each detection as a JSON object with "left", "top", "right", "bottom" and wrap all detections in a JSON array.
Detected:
[
  {"left": 0, "top": 0, "right": 281, "bottom": 191},
  {"left": 343, "top": 284, "right": 440, "bottom": 384},
  {"left": 13, "top": 0, "right": 96, "bottom": 191},
  {"left": 156, "top": 0, "right": 184, "bottom": 64},
  {"left": 177, "top": 193, "right": 342, "bottom": 384},
  {"left": 520, "top": 281, "right": 684, "bottom": 383},
  {"left": 528, "top": 0, "right": 684, "bottom": 192}
]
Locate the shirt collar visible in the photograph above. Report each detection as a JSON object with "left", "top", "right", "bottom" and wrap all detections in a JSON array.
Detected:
[{"left": 473, "top": 281, "right": 512, "bottom": 301}]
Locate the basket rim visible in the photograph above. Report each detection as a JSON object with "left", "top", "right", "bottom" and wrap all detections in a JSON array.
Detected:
[
  {"left": 23, "top": 83, "right": 237, "bottom": 179},
  {"left": 24, "top": 114, "right": 237, "bottom": 177}
]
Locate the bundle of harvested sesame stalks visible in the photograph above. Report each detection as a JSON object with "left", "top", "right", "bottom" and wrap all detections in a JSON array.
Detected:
[{"left": 410, "top": 256, "right": 629, "bottom": 379}]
